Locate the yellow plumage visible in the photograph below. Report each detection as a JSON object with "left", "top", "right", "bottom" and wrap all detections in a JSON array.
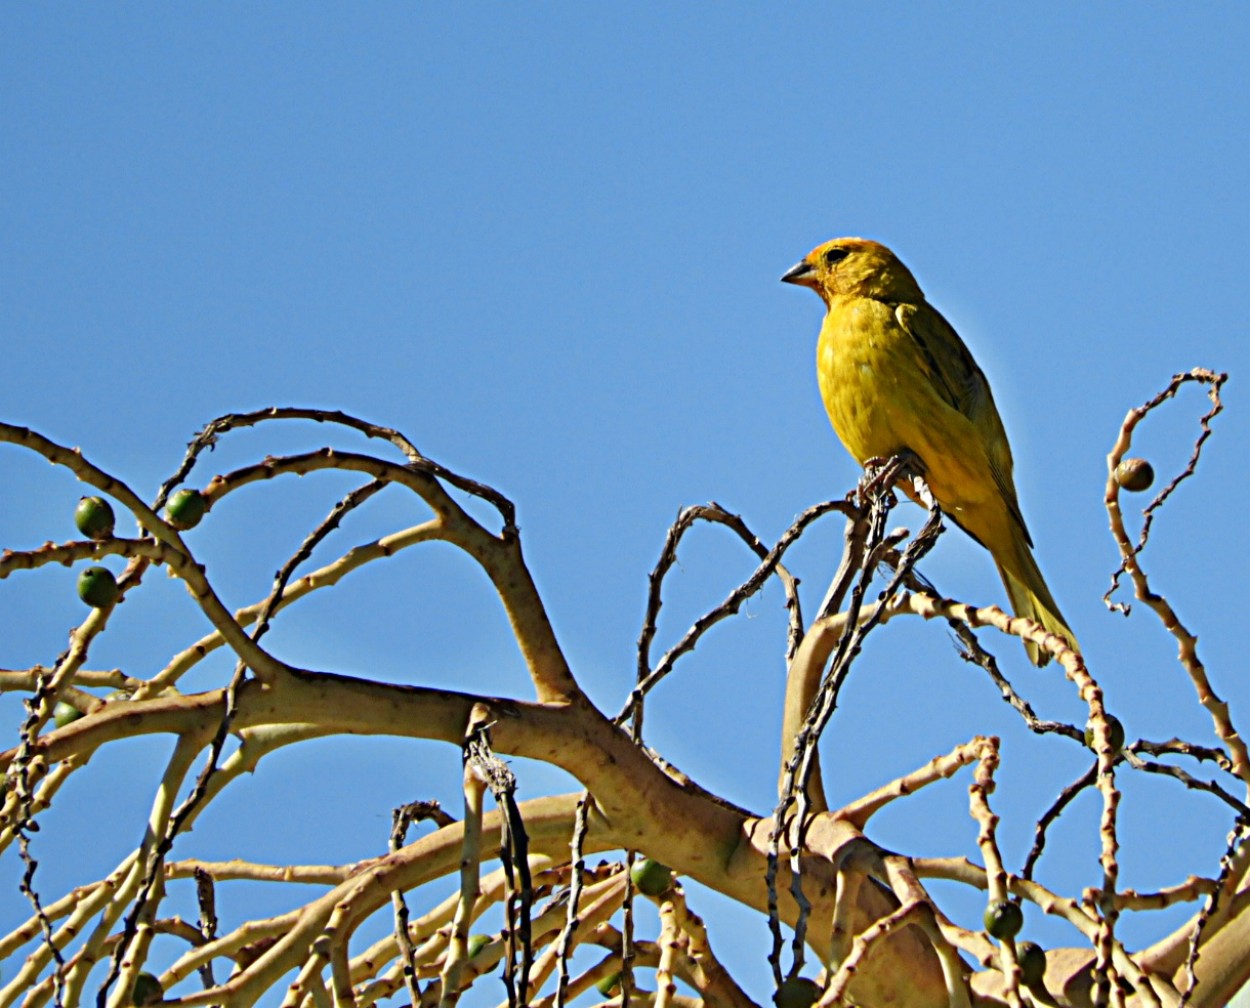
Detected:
[{"left": 782, "top": 237, "right": 1076, "bottom": 666}]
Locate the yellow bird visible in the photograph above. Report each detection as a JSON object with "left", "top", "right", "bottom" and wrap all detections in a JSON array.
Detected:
[{"left": 782, "top": 237, "right": 1076, "bottom": 666}]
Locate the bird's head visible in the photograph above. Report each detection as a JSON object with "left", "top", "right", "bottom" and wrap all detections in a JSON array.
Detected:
[{"left": 781, "top": 237, "right": 924, "bottom": 305}]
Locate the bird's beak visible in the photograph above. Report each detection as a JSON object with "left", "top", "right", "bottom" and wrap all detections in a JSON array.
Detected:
[{"left": 781, "top": 260, "right": 816, "bottom": 285}]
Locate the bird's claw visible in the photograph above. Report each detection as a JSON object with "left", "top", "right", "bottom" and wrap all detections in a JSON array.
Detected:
[{"left": 860, "top": 451, "right": 926, "bottom": 500}]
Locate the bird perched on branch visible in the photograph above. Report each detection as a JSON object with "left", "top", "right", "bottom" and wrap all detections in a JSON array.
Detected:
[{"left": 781, "top": 237, "right": 1076, "bottom": 666}]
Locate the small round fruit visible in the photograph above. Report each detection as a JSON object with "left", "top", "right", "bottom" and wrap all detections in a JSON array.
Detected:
[
  {"left": 1017, "top": 941, "right": 1046, "bottom": 987},
  {"left": 984, "top": 899, "right": 1023, "bottom": 940},
  {"left": 630, "top": 857, "right": 672, "bottom": 896},
  {"left": 53, "top": 701, "right": 84, "bottom": 728},
  {"left": 75, "top": 496, "right": 115, "bottom": 540},
  {"left": 77, "top": 566, "right": 118, "bottom": 608},
  {"left": 1084, "top": 715, "right": 1126, "bottom": 754},
  {"left": 774, "top": 977, "right": 820, "bottom": 1008},
  {"left": 595, "top": 972, "right": 620, "bottom": 997},
  {"left": 130, "top": 971, "right": 163, "bottom": 1005},
  {"left": 166, "top": 489, "right": 207, "bottom": 530},
  {"left": 467, "top": 933, "right": 490, "bottom": 958},
  {"left": 1115, "top": 458, "right": 1154, "bottom": 493}
]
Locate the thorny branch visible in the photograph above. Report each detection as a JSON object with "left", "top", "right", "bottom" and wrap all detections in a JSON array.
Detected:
[{"left": 0, "top": 387, "right": 1246, "bottom": 1008}]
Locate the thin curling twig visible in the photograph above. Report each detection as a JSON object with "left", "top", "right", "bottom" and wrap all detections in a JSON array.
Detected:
[
  {"left": 1125, "top": 751, "right": 1250, "bottom": 818},
  {"left": 783, "top": 464, "right": 942, "bottom": 805},
  {"left": 1023, "top": 762, "right": 1098, "bottom": 882},
  {"left": 1104, "top": 370, "right": 1248, "bottom": 794},
  {"left": 1101, "top": 368, "right": 1242, "bottom": 1004},
  {"left": 1019, "top": 733, "right": 1241, "bottom": 889},
  {"left": 947, "top": 618, "right": 1078, "bottom": 738},
  {"left": 1105, "top": 369, "right": 1226, "bottom": 613},
  {"left": 0, "top": 851, "right": 138, "bottom": 1006},
  {"left": 247, "top": 479, "right": 387, "bottom": 646},
  {"left": 624, "top": 500, "right": 839, "bottom": 727},
  {"left": 162, "top": 407, "right": 517, "bottom": 535},
  {"left": 14, "top": 797, "right": 63, "bottom": 1008}
]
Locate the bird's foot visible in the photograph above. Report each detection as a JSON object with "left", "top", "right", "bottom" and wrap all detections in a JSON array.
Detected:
[{"left": 860, "top": 450, "right": 927, "bottom": 499}]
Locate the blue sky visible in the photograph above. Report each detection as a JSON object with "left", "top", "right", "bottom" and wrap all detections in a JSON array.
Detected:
[{"left": 3, "top": 6, "right": 1248, "bottom": 1005}]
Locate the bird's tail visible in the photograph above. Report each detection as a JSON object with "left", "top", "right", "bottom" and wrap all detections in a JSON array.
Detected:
[{"left": 996, "top": 542, "right": 1078, "bottom": 667}]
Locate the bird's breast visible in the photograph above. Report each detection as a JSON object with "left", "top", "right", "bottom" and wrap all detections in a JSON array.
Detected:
[{"left": 816, "top": 298, "right": 915, "bottom": 464}]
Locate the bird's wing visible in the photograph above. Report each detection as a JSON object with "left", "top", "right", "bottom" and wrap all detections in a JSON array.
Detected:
[{"left": 894, "top": 301, "right": 1032, "bottom": 543}]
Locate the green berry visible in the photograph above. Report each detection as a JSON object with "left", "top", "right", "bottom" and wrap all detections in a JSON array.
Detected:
[
  {"left": 166, "top": 489, "right": 207, "bottom": 530},
  {"left": 630, "top": 857, "right": 671, "bottom": 896},
  {"left": 1017, "top": 941, "right": 1046, "bottom": 987},
  {"left": 467, "top": 933, "right": 490, "bottom": 958},
  {"left": 595, "top": 972, "right": 620, "bottom": 997},
  {"left": 774, "top": 977, "right": 820, "bottom": 1008},
  {"left": 53, "top": 701, "right": 84, "bottom": 728},
  {"left": 1115, "top": 457, "right": 1155, "bottom": 493},
  {"left": 75, "top": 496, "right": 115, "bottom": 540},
  {"left": 984, "top": 899, "right": 1023, "bottom": 940},
  {"left": 131, "top": 971, "right": 163, "bottom": 1006},
  {"left": 1084, "top": 715, "right": 1126, "bottom": 753},
  {"left": 77, "top": 566, "right": 118, "bottom": 608}
]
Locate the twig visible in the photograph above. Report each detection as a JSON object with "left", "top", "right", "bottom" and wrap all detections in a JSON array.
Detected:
[
  {"left": 624, "top": 500, "right": 841, "bottom": 726},
  {"left": 967, "top": 737, "right": 1022, "bottom": 1007},
  {"left": 1103, "top": 370, "right": 1248, "bottom": 792},
  {"left": 161, "top": 407, "right": 517, "bottom": 535}
]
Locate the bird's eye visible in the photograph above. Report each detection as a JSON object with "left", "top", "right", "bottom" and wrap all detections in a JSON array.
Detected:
[{"left": 823, "top": 247, "right": 850, "bottom": 266}]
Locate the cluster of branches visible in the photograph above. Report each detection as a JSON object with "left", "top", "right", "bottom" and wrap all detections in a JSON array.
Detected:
[{"left": 0, "top": 369, "right": 1246, "bottom": 1008}]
